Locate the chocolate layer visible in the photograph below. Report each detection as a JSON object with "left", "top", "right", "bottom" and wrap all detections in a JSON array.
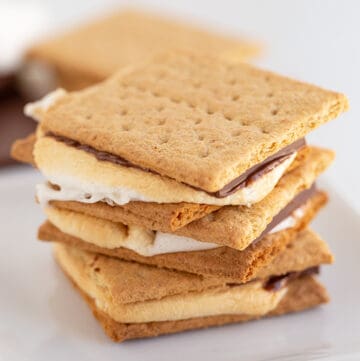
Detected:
[
  {"left": 264, "top": 266, "right": 320, "bottom": 291},
  {"left": 214, "top": 138, "right": 305, "bottom": 197},
  {"left": 252, "top": 184, "right": 317, "bottom": 245},
  {"left": 46, "top": 132, "right": 305, "bottom": 198}
]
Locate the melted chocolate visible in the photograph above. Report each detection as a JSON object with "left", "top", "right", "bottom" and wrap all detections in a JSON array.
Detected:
[
  {"left": 252, "top": 184, "right": 317, "bottom": 245},
  {"left": 46, "top": 132, "right": 305, "bottom": 198},
  {"left": 213, "top": 138, "right": 306, "bottom": 197},
  {"left": 264, "top": 266, "right": 320, "bottom": 291}
]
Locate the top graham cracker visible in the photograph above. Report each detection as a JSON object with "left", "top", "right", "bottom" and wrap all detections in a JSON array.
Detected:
[
  {"left": 42, "top": 51, "right": 348, "bottom": 192},
  {"left": 27, "top": 9, "right": 259, "bottom": 84}
]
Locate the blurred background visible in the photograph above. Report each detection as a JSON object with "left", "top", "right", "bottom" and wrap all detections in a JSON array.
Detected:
[{"left": 1, "top": 0, "right": 358, "bottom": 212}]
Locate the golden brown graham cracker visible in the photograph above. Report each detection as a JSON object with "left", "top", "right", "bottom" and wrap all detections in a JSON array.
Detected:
[
  {"left": 11, "top": 133, "right": 36, "bottom": 166},
  {"left": 40, "top": 51, "right": 348, "bottom": 192},
  {"left": 26, "top": 10, "right": 260, "bottom": 91},
  {"left": 55, "top": 201, "right": 220, "bottom": 232},
  {"left": 39, "top": 191, "right": 328, "bottom": 281},
  {"left": 55, "top": 245, "right": 228, "bottom": 305},
  {"left": 60, "top": 267, "right": 329, "bottom": 342},
  {"left": 256, "top": 229, "right": 333, "bottom": 279}
]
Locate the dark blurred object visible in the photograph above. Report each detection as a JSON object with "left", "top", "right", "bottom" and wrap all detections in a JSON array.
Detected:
[
  {"left": 0, "top": 75, "right": 36, "bottom": 165},
  {"left": 0, "top": 2, "right": 49, "bottom": 166},
  {"left": 0, "top": 74, "right": 14, "bottom": 94}
]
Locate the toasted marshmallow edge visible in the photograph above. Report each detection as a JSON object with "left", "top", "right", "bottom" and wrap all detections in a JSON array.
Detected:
[
  {"left": 24, "top": 88, "right": 67, "bottom": 122},
  {"left": 54, "top": 243, "right": 288, "bottom": 323},
  {"left": 45, "top": 205, "right": 304, "bottom": 256},
  {"left": 35, "top": 151, "right": 297, "bottom": 207}
]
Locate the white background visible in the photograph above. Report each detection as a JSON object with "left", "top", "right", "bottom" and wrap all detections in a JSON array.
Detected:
[
  {"left": 4, "top": 0, "right": 360, "bottom": 213},
  {"left": 1, "top": 2, "right": 360, "bottom": 358}
]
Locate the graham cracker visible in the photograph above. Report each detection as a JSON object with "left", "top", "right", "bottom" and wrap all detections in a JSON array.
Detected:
[
  {"left": 39, "top": 191, "right": 329, "bottom": 281},
  {"left": 256, "top": 228, "right": 333, "bottom": 279},
  {"left": 11, "top": 132, "right": 36, "bottom": 166},
  {"left": 60, "top": 269, "right": 329, "bottom": 342},
  {"left": 54, "top": 243, "right": 226, "bottom": 305},
  {"left": 27, "top": 10, "right": 260, "bottom": 91},
  {"left": 54, "top": 200, "right": 219, "bottom": 232},
  {"left": 40, "top": 51, "right": 348, "bottom": 192}
]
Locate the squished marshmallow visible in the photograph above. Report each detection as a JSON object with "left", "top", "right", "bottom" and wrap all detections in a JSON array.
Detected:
[{"left": 36, "top": 174, "right": 149, "bottom": 207}]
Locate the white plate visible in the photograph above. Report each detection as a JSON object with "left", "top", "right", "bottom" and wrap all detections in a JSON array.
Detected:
[{"left": 0, "top": 167, "right": 359, "bottom": 361}]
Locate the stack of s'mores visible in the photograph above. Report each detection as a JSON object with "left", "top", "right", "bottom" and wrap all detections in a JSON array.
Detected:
[{"left": 12, "top": 52, "right": 348, "bottom": 342}]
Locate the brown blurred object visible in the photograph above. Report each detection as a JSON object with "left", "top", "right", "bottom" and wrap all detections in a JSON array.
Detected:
[
  {"left": 24, "top": 9, "right": 260, "bottom": 92},
  {"left": 0, "top": 76, "right": 36, "bottom": 165}
]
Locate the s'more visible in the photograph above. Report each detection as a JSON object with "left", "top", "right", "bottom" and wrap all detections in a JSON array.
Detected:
[
  {"left": 19, "top": 9, "right": 259, "bottom": 98},
  {"left": 12, "top": 51, "right": 348, "bottom": 341},
  {"left": 53, "top": 229, "right": 333, "bottom": 342}
]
